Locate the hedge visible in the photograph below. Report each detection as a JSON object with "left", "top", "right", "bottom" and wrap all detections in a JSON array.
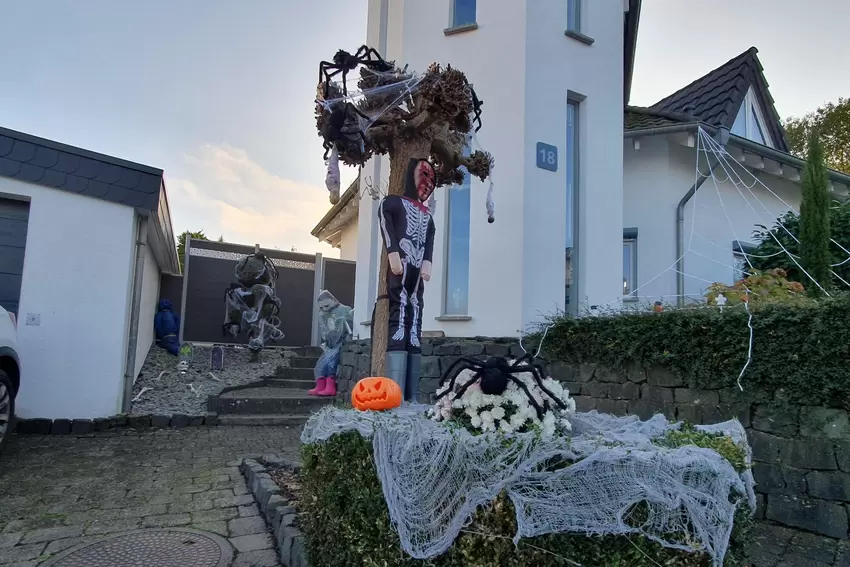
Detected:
[
  {"left": 300, "top": 428, "right": 752, "bottom": 567},
  {"left": 539, "top": 294, "right": 850, "bottom": 409}
]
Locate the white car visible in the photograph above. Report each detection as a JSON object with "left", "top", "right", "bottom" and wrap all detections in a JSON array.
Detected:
[{"left": 0, "top": 306, "right": 20, "bottom": 453}]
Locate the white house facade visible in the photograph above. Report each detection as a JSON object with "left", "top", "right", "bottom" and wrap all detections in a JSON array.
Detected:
[
  {"left": 311, "top": 10, "right": 850, "bottom": 335},
  {"left": 312, "top": 0, "right": 642, "bottom": 339},
  {"left": 0, "top": 126, "right": 179, "bottom": 420}
]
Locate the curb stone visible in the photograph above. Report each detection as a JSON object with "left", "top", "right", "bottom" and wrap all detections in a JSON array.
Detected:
[
  {"left": 15, "top": 412, "right": 220, "bottom": 435},
  {"left": 240, "top": 457, "right": 307, "bottom": 567}
]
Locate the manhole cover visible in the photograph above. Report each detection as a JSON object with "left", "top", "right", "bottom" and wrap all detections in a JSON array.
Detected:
[{"left": 41, "top": 528, "right": 234, "bottom": 567}]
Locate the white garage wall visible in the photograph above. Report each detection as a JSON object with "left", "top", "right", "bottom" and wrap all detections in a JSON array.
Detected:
[
  {"left": 1, "top": 176, "right": 135, "bottom": 419},
  {"left": 134, "top": 229, "right": 161, "bottom": 378},
  {"left": 338, "top": 221, "right": 359, "bottom": 261}
]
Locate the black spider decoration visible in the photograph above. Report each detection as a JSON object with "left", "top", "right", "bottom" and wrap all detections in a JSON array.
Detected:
[
  {"left": 469, "top": 84, "right": 484, "bottom": 132},
  {"left": 318, "top": 45, "right": 393, "bottom": 100},
  {"left": 434, "top": 354, "right": 567, "bottom": 421}
]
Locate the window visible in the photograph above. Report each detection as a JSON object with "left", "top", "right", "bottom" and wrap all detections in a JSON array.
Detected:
[
  {"left": 565, "top": 98, "right": 580, "bottom": 312},
  {"left": 623, "top": 237, "right": 637, "bottom": 297},
  {"left": 444, "top": 148, "right": 471, "bottom": 315},
  {"left": 731, "top": 87, "right": 773, "bottom": 147},
  {"left": 567, "top": 0, "right": 580, "bottom": 32},
  {"left": 732, "top": 241, "right": 754, "bottom": 283},
  {"left": 452, "top": 0, "right": 476, "bottom": 28}
]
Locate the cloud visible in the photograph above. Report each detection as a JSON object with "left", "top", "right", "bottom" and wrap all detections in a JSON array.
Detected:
[{"left": 165, "top": 144, "right": 349, "bottom": 255}]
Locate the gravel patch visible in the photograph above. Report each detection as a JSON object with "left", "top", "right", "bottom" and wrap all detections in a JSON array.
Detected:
[{"left": 131, "top": 344, "right": 292, "bottom": 415}]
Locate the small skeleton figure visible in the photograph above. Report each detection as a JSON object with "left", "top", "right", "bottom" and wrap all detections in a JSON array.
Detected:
[{"left": 378, "top": 158, "right": 436, "bottom": 401}]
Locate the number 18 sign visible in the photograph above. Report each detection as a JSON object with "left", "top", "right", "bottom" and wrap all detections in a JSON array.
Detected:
[{"left": 536, "top": 142, "right": 558, "bottom": 172}]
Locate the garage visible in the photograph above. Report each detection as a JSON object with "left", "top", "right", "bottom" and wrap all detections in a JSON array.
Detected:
[{"left": 0, "top": 197, "right": 29, "bottom": 316}]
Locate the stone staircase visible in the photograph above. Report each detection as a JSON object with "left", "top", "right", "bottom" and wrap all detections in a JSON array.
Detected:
[{"left": 209, "top": 346, "right": 336, "bottom": 426}]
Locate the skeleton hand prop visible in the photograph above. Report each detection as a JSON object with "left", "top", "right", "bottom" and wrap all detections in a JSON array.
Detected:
[
  {"left": 421, "top": 260, "right": 432, "bottom": 282},
  {"left": 388, "top": 252, "right": 403, "bottom": 275}
]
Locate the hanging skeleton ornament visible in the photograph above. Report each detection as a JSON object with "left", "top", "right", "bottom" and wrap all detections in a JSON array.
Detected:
[
  {"left": 222, "top": 252, "right": 284, "bottom": 352},
  {"left": 378, "top": 158, "right": 437, "bottom": 401}
]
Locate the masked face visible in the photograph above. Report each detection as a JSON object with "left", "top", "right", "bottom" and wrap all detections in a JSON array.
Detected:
[
  {"left": 318, "top": 297, "right": 336, "bottom": 312},
  {"left": 414, "top": 160, "right": 436, "bottom": 203}
]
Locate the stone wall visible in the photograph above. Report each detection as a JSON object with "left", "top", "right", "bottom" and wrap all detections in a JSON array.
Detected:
[{"left": 337, "top": 337, "right": 850, "bottom": 539}]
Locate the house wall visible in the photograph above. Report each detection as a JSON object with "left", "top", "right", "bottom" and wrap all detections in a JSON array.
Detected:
[
  {"left": 623, "top": 135, "right": 801, "bottom": 305},
  {"left": 0, "top": 176, "right": 136, "bottom": 420},
  {"left": 355, "top": 0, "right": 627, "bottom": 338},
  {"left": 134, "top": 228, "right": 161, "bottom": 378},
  {"left": 338, "top": 221, "right": 359, "bottom": 261}
]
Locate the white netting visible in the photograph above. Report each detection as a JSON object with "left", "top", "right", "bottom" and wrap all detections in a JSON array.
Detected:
[{"left": 301, "top": 405, "right": 755, "bottom": 566}]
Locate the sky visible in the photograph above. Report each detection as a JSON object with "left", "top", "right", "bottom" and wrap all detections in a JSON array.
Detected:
[{"left": 1, "top": 0, "right": 848, "bottom": 257}]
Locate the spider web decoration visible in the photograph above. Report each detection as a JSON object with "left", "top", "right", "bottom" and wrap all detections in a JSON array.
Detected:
[
  {"left": 590, "top": 126, "right": 849, "bottom": 390},
  {"left": 313, "top": 45, "right": 495, "bottom": 221},
  {"left": 302, "top": 404, "right": 754, "bottom": 566}
]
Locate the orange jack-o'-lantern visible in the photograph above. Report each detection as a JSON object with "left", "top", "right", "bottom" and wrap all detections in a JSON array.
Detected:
[{"left": 351, "top": 377, "right": 403, "bottom": 411}]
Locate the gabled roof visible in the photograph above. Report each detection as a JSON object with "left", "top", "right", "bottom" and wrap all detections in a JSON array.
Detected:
[{"left": 649, "top": 47, "right": 789, "bottom": 152}]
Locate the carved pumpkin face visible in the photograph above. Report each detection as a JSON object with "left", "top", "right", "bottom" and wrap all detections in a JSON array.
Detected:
[{"left": 352, "top": 377, "right": 403, "bottom": 411}]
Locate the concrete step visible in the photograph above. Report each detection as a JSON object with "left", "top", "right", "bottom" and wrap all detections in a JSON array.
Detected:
[
  {"left": 218, "top": 414, "right": 311, "bottom": 426},
  {"left": 262, "top": 378, "right": 317, "bottom": 389},
  {"left": 285, "top": 356, "right": 320, "bottom": 369},
  {"left": 274, "top": 367, "right": 315, "bottom": 381},
  {"left": 216, "top": 386, "right": 335, "bottom": 415},
  {"left": 293, "top": 346, "right": 323, "bottom": 358}
]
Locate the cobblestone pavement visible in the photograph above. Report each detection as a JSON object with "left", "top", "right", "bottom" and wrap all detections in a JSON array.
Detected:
[
  {"left": 0, "top": 426, "right": 302, "bottom": 567},
  {"left": 2, "top": 427, "right": 850, "bottom": 567}
]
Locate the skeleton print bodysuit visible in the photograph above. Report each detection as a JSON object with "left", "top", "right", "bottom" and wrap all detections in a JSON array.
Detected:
[{"left": 379, "top": 159, "right": 437, "bottom": 354}]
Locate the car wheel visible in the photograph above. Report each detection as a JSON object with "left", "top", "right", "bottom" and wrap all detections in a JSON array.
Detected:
[{"left": 0, "top": 370, "right": 15, "bottom": 454}]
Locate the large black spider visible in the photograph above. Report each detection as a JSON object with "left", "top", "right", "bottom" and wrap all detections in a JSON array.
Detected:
[
  {"left": 318, "top": 45, "right": 393, "bottom": 100},
  {"left": 434, "top": 354, "right": 567, "bottom": 421}
]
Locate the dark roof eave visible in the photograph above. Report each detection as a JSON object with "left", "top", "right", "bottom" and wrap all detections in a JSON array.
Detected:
[
  {"left": 624, "top": 0, "right": 642, "bottom": 104},
  {"left": 625, "top": 122, "right": 850, "bottom": 188},
  {"left": 311, "top": 178, "right": 359, "bottom": 238}
]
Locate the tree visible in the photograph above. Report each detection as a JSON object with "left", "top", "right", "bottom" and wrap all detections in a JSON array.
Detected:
[
  {"left": 314, "top": 47, "right": 493, "bottom": 375},
  {"left": 784, "top": 97, "right": 850, "bottom": 175},
  {"left": 177, "top": 230, "right": 208, "bottom": 272},
  {"left": 799, "top": 130, "right": 832, "bottom": 296},
  {"left": 217, "top": 235, "right": 225, "bottom": 243}
]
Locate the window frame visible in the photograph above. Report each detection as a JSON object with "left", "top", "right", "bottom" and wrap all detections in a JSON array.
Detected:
[
  {"left": 567, "top": 0, "right": 581, "bottom": 32},
  {"left": 565, "top": 94, "right": 583, "bottom": 314},
  {"left": 731, "top": 87, "right": 774, "bottom": 148},
  {"left": 732, "top": 240, "right": 755, "bottom": 283},
  {"left": 623, "top": 229, "right": 638, "bottom": 299},
  {"left": 442, "top": 145, "right": 472, "bottom": 317},
  {"left": 449, "top": 0, "right": 477, "bottom": 30}
]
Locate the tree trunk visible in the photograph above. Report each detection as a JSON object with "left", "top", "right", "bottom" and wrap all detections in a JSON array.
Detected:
[{"left": 370, "top": 138, "right": 432, "bottom": 376}]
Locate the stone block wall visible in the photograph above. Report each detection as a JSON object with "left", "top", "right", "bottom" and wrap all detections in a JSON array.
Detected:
[{"left": 337, "top": 337, "right": 850, "bottom": 539}]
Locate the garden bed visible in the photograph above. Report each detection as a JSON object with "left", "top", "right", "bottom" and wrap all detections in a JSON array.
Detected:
[
  {"left": 300, "top": 411, "right": 755, "bottom": 567},
  {"left": 132, "top": 344, "right": 284, "bottom": 415}
]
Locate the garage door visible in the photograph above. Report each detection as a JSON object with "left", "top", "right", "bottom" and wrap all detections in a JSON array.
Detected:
[{"left": 0, "top": 198, "right": 29, "bottom": 316}]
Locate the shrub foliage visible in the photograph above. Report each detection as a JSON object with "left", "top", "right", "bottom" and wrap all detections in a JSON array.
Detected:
[
  {"left": 300, "top": 430, "right": 751, "bottom": 567},
  {"left": 539, "top": 295, "right": 850, "bottom": 409}
]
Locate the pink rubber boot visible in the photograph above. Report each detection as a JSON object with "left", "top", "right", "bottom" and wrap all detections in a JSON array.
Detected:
[
  {"left": 317, "top": 376, "right": 337, "bottom": 397},
  {"left": 308, "top": 377, "right": 327, "bottom": 396}
]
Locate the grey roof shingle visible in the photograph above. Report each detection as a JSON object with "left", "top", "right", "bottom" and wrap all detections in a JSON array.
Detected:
[
  {"left": 0, "top": 126, "right": 164, "bottom": 211},
  {"left": 648, "top": 47, "right": 789, "bottom": 152}
]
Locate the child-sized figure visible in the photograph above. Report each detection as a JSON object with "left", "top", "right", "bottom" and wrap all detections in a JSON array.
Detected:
[
  {"left": 154, "top": 299, "right": 181, "bottom": 355},
  {"left": 378, "top": 158, "right": 436, "bottom": 402},
  {"left": 308, "top": 290, "right": 354, "bottom": 397}
]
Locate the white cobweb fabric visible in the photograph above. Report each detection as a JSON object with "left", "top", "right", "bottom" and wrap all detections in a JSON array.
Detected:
[{"left": 301, "top": 405, "right": 755, "bottom": 566}]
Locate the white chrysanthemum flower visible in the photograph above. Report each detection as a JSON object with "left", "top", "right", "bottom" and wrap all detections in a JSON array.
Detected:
[
  {"left": 560, "top": 417, "right": 573, "bottom": 431},
  {"left": 440, "top": 407, "right": 451, "bottom": 420},
  {"left": 491, "top": 406, "right": 506, "bottom": 420},
  {"left": 470, "top": 414, "right": 482, "bottom": 428},
  {"left": 480, "top": 410, "right": 494, "bottom": 424},
  {"left": 500, "top": 420, "right": 514, "bottom": 434}
]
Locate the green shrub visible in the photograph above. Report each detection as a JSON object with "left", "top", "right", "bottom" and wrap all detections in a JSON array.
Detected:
[
  {"left": 539, "top": 294, "right": 850, "bottom": 408},
  {"left": 300, "top": 430, "right": 752, "bottom": 567}
]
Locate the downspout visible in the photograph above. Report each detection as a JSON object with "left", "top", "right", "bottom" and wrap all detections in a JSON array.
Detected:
[
  {"left": 121, "top": 215, "right": 148, "bottom": 412},
  {"left": 675, "top": 126, "right": 729, "bottom": 306}
]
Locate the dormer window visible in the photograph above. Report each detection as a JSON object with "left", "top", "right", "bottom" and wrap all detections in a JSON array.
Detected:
[{"left": 731, "top": 86, "right": 773, "bottom": 148}]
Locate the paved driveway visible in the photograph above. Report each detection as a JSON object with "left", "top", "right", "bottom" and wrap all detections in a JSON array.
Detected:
[
  {"left": 0, "top": 426, "right": 302, "bottom": 566},
  {"left": 2, "top": 426, "right": 850, "bottom": 567}
]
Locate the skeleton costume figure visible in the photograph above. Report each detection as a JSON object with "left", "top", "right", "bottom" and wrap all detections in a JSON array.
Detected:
[
  {"left": 308, "top": 290, "right": 354, "bottom": 397},
  {"left": 378, "top": 158, "right": 436, "bottom": 401}
]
